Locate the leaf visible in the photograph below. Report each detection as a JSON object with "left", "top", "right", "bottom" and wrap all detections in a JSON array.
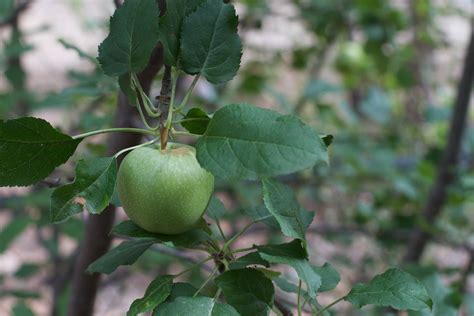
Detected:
[
  {"left": 345, "top": 268, "right": 433, "bottom": 311},
  {"left": 257, "top": 239, "right": 321, "bottom": 298},
  {"left": 408, "top": 273, "right": 458, "bottom": 316},
  {"left": 118, "top": 73, "right": 137, "bottom": 104},
  {"left": 215, "top": 268, "right": 274, "bottom": 316},
  {"left": 14, "top": 263, "right": 40, "bottom": 279},
  {"left": 206, "top": 195, "right": 226, "bottom": 220},
  {"left": 181, "top": 108, "right": 211, "bottom": 135},
  {"left": 58, "top": 38, "right": 97, "bottom": 63},
  {"left": 312, "top": 263, "right": 340, "bottom": 292},
  {"left": 229, "top": 252, "right": 269, "bottom": 270},
  {"left": 165, "top": 283, "right": 197, "bottom": 303},
  {"left": 154, "top": 296, "right": 239, "bottom": 316},
  {"left": 274, "top": 277, "right": 325, "bottom": 313},
  {"left": 0, "top": 290, "right": 40, "bottom": 299},
  {"left": 98, "top": 0, "right": 160, "bottom": 76},
  {"left": 196, "top": 104, "right": 327, "bottom": 180},
  {"left": 112, "top": 220, "right": 211, "bottom": 247},
  {"left": 321, "top": 135, "right": 334, "bottom": 147},
  {"left": 127, "top": 275, "right": 173, "bottom": 316},
  {"left": 180, "top": 0, "right": 242, "bottom": 84},
  {"left": 0, "top": 217, "right": 30, "bottom": 253},
  {"left": 262, "top": 178, "right": 314, "bottom": 241},
  {"left": 243, "top": 206, "right": 280, "bottom": 229},
  {"left": 159, "top": 0, "right": 205, "bottom": 66},
  {"left": 50, "top": 157, "right": 117, "bottom": 223},
  {"left": 86, "top": 238, "right": 155, "bottom": 274},
  {"left": 0, "top": 117, "right": 81, "bottom": 187},
  {"left": 12, "top": 302, "right": 35, "bottom": 316}
]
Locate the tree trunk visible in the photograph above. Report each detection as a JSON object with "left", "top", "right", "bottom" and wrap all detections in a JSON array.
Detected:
[
  {"left": 403, "top": 28, "right": 474, "bottom": 263},
  {"left": 67, "top": 46, "right": 164, "bottom": 316}
]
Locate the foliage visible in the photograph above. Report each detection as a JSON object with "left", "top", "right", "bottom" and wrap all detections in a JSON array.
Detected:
[{"left": 0, "top": 0, "right": 471, "bottom": 315}]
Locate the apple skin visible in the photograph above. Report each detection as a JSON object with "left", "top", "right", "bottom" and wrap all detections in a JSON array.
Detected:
[{"left": 117, "top": 145, "right": 214, "bottom": 234}]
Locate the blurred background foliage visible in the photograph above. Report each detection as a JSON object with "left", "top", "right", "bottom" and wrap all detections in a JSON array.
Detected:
[{"left": 0, "top": 0, "right": 473, "bottom": 315}]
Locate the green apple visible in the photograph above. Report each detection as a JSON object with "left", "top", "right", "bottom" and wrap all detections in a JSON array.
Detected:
[{"left": 117, "top": 144, "right": 214, "bottom": 234}]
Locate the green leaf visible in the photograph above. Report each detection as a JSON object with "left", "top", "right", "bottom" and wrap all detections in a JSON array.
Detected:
[
  {"left": 0, "top": 117, "right": 81, "bottom": 187},
  {"left": 127, "top": 275, "right": 173, "bottom": 316},
  {"left": 0, "top": 217, "right": 30, "bottom": 253},
  {"left": 98, "top": 0, "right": 160, "bottom": 76},
  {"left": 180, "top": 0, "right": 242, "bottom": 83},
  {"left": 274, "top": 277, "right": 324, "bottom": 313},
  {"left": 321, "top": 134, "right": 334, "bottom": 147},
  {"left": 165, "top": 283, "right": 197, "bottom": 302},
  {"left": 181, "top": 108, "right": 211, "bottom": 135},
  {"left": 229, "top": 252, "right": 269, "bottom": 270},
  {"left": 12, "top": 302, "right": 35, "bottom": 316},
  {"left": 50, "top": 157, "right": 117, "bottom": 223},
  {"left": 112, "top": 220, "right": 211, "bottom": 247},
  {"left": 206, "top": 195, "right": 226, "bottom": 220},
  {"left": 58, "top": 38, "right": 97, "bottom": 64},
  {"left": 159, "top": 0, "right": 205, "bottom": 66},
  {"left": 14, "top": 263, "right": 40, "bottom": 279},
  {"left": 312, "top": 263, "right": 340, "bottom": 292},
  {"left": 408, "top": 273, "right": 458, "bottom": 316},
  {"left": 257, "top": 239, "right": 321, "bottom": 298},
  {"left": 215, "top": 268, "right": 274, "bottom": 316},
  {"left": 0, "top": 289, "right": 40, "bottom": 299},
  {"left": 345, "top": 268, "right": 433, "bottom": 311},
  {"left": 196, "top": 104, "right": 327, "bottom": 180},
  {"left": 243, "top": 206, "right": 280, "bottom": 229},
  {"left": 118, "top": 73, "right": 137, "bottom": 104},
  {"left": 155, "top": 296, "right": 239, "bottom": 316},
  {"left": 87, "top": 238, "right": 154, "bottom": 274},
  {"left": 0, "top": 0, "right": 14, "bottom": 21},
  {"left": 262, "top": 178, "right": 314, "bottom": 241}
]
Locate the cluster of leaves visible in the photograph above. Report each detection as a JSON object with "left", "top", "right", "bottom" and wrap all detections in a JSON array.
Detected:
[{"left": 0, "top": 0, "right": 441, "bottom": 315}]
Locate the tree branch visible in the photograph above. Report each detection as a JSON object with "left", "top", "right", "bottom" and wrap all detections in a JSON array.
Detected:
[
  {"left": 403, "top": 28, "right": 474, "bottom": 263},
  {"left": 66, "top": 45, "right": 165, "bottom": 316}
]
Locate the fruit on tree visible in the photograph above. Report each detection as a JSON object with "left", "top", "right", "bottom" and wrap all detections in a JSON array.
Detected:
[{"left": 117, "top": 144, "right": 214, "bottom": 234}]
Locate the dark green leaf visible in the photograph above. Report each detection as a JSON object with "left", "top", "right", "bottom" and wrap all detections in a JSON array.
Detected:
[
  {"left": 87, "top": 238, "right": 155, "bottom": 274},
  {"left": 0, "top": 289, "right": 40, "bottom": 299},
  {"left": 206, "top": 195, "right": 226, "bottom": 220},
  {"left": 181, "top": 108, "right": 210, "bottom": 135},
  {"left": 274, "top": 277, "right": 325, "bottom": 313},
  {"left": 98, "top": 0, "right": 160, "bottom": 76},
  {"left": 0, "top": 117, "right": 81, "bottom": 187},
  {"left": 408, "top": 273, "right": 458, "bottom": 316},
  {"left": 257, "top": 240, "right": 321, "bottom": 298},
  {"left": 127, "top": 275, "right": 173, "bottom": 316},
  {"left": 215, "top": 268, "right": 274, "bottom": 316},
  {"left": 118, "top": 73, "right": 137, "bottom": 104},
  {"left": 0, "top": 217, "right": 30, "bottom": 253},
  {"left": 321, "top": 135, "right": 334, "bottom": 147},
  {"left": 180, "top": 0, "right": 242, "bottom": 83},
  {"left": 196, "top": 104, "right": 327, "bottom": 179},
  {"left": 112, "top": 220, "right": 211, "bottom": 247},
  {"left": 159, "top": 0, "right": 205, "bottom": 66},
  {"left": 0, "top": 0, "right": 14, "bottom": 21},
  {"left": 345, "top": 268, "right": 433, "bottom": 311},
  {"left": 12, "top": 302, "right": 35, "bottom": 316},
  {"left": 14, "top": 263, "right": 40, "bottom": 279},
  {"left": 155, "top": 296, "right": 239, "bottom": 316},
  {"left": 165, "top": 282, "right": 197, "bottom": 302},
  {"left": 51, "top": 157, "right": 117, "bottom": 223},
  {"left": 312, "top": 263, "right": 340, "bottom": 292},
  {"left": 229, "top": 252, "right": 269, "bottom": 270},
  {"left": 58, "top": 38, "right": 97, "bottom": 63},
  {"left": 243, "top": 206, "right": 280, "bottom": 229},
  {"left": 262, "top": 178, "right": 314, "bottom": 241}
]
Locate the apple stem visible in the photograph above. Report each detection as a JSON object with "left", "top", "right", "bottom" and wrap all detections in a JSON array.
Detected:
[{"left": 160, "top": 126, "right": 169, "bottom": 150}]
